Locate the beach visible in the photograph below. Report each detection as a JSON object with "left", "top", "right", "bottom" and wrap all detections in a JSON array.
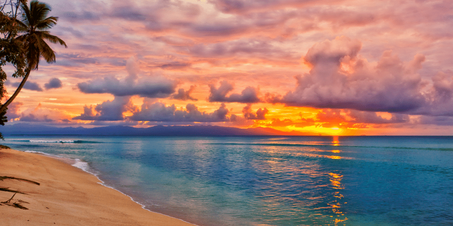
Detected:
[{"left": 0, "top": 147, "right": 194, "bottom": 226}]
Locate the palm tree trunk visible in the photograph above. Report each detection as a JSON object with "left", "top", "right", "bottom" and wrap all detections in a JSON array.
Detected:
[{"left": 0, "top": 69, "right": 31, "bottom": 114}]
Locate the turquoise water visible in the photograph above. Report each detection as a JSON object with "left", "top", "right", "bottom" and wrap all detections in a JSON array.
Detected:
[{"left": 2, "top": 136, "right": 453, "bottom": 225}]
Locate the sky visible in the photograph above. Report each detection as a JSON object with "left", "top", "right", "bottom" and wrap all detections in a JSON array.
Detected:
[{"left": 3, "top": 0, "right": 453, "bottom": 135}]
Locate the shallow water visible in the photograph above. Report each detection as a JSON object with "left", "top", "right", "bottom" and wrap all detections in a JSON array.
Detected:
[{"left": 3, "top": 136, "right": 453, "bottom": 225}]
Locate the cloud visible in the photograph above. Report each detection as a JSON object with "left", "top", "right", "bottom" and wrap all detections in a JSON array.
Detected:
[
  {"left": 159, "top": 62, "right": 192, "bottom": 70},
  {"left": 5, "top": 101, "right": 23, "bottom": 120},
  {"left": 20, "top": 114, "right": 53, "bottom": 122},
  {"left": 16, "top": 103, "right": 70, "bottom": 123},
  {"left": 74, "top": 97, "right": 236, "bottom": 123},
  {"left": 417, "top": 71, "right": 453, "bottom": 116},
  {"left": 171, "top": 85, "right": 198, "bottom": 101},
  {"left": 208, "top": 0, "right": 333, "bottom": 14},
  {"left": 431, "top": 72, "right": 453, "bottom": 101},
  {"left": 62, "top": 10, "right": 101, "bottom": 22},
  {"left": 78, "top": 75, "right": 176, "bottom": 98},
  {"left": 45, "top": 78, "right": 63, "bottom": 90},
  {"left": 56, "top": 53, "right": 107, "bottom": 67},
  {"left": 12, "top": 81, "right": 43, "bottom": 92},
  {"left": 24, "top": 81, "right": 43, "bottom": 92},
  {"left": 73, "top": 105, "right": 97, "bottom": 121},
  {"left": 242, "top": 104, "right": 268, "bottom": 120},
  {"left": 187, "top": 39, "right": 298, "bottom": 63},
  {"left": 58, "top": 26, "right": 85, "bottom": 38},
  {"left": 281, "top": 36, "right": 427, "bottom": 113},
  {"left": 267, "top": 117, "right": 316, "bottom": 127},
  {"left": 261, "top": 109, "right": 410, "bottom": 129},
  {"left": 78, "top": 57, "right": 177, "bottom": 98},
  {"left": 209, "top": 81, "right": 261, "bottom": 103},
  {"left": 130, "top": 101, "right": 230, "bottom": 122},
  {"left": 73, "top": 96, "right": 137, "bottom": 121},
  {"left": 418, "top": 115, "right": 453, "bottom": 126},
  {"left": 109, "top": 4, "right": 147, "bottom": 21},
  {"left": 313, "top": 109, "right": 410, "bottom": 128},
  {"left": 347, "top": 110, "right": 409, "bottom": 124}
]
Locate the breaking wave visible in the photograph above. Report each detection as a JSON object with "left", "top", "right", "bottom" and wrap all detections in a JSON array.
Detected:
[{"left": 14, "top": 139, "right": 101, "bottom": 143}]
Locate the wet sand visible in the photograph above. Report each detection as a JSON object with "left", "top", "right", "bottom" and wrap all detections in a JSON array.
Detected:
[{"left": 0, "top": 148, "right": 195, "bottom": 226}]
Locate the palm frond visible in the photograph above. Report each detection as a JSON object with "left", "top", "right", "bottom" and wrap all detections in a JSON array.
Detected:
[
  {"left": 29, "top": 0, "right": 51, "bottom": 26},
  {"left": 17, "top": 0, "right": 66, "bottom": 69},
  {"left": 37, "top": 37, "right": 56, "bottom": 63},
  {"left": 35, "top": 16, "right": 57, "bottom": 30},
  {"left": 20, "top": 1, "right": 31, "bottom": 27},
  {"left": 14, "top": 19, "right": 28, "bottom": 32},
  {"left": 14, "top": 34, "right": 27, "bottom": 42},
  {"left": 36, "top": 31, "right": 67, "bottom": 47}
]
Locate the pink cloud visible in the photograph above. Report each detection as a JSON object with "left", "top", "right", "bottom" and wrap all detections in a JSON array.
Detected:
[
  {"left": 281, "top": 37, "right": 427, "bottom": 113},
  {"left": 208, "top": 0, "right": 344, "bottom": 15}
]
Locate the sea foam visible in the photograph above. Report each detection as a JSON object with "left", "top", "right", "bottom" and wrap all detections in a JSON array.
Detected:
[{"left": 72, "top": 159, "right": 90, "bottom": 172}]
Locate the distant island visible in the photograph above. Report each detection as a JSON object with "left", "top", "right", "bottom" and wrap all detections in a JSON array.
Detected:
[{"left": 1, "top": 124, "right": 312, "bottom": 136}]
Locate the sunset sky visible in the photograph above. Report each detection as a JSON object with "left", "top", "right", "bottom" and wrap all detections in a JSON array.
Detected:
[{"left": 4, "top": 0, "right": 453, "bottom": 135}]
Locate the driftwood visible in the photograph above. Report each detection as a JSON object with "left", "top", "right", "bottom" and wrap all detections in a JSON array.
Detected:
[
  {"left": 2, "top": 192, "right": 16, "bottom": 203},
  {"left": 0, "top": 176, "right": 40, "bottom": 185},
  {"left": 0, "top": 176, "right": 39, "bottom": 210}
]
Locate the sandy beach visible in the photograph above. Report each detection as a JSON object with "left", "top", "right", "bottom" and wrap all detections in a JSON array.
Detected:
[{"left": 0, "top": 147, "right": 195, "bottom": 226}]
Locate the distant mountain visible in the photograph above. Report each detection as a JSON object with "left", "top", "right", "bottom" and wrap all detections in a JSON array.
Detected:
[{"left": 0, "top": 124, "right": 305, "bottom": 136}]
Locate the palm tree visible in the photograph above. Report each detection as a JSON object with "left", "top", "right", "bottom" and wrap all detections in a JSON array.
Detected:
[{"left": 0, "top": 0, "right": 66, "bottom": 114}]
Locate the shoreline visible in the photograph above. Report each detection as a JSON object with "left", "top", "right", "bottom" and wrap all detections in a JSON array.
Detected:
[
  {"left": 0, "top": 148, "right": 196, "bottom": 226},
  {"left": 26, "top": 150, "right": 196, "bottom": 225}
]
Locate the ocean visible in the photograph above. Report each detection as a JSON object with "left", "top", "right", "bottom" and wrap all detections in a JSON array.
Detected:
[{"left": 2, "top": 136, "right": 453, "bottom": 226}]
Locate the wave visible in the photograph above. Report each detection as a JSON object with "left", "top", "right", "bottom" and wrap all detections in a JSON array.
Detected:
[
  {"left": 25, "top": 150, "right": 63, "bottom": 158},
  {"left": 13, "top": 139, "right": 102, "bottom": 144},
  {"left": 72, "top": 159, "right": 91, "bottom": 172}
]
